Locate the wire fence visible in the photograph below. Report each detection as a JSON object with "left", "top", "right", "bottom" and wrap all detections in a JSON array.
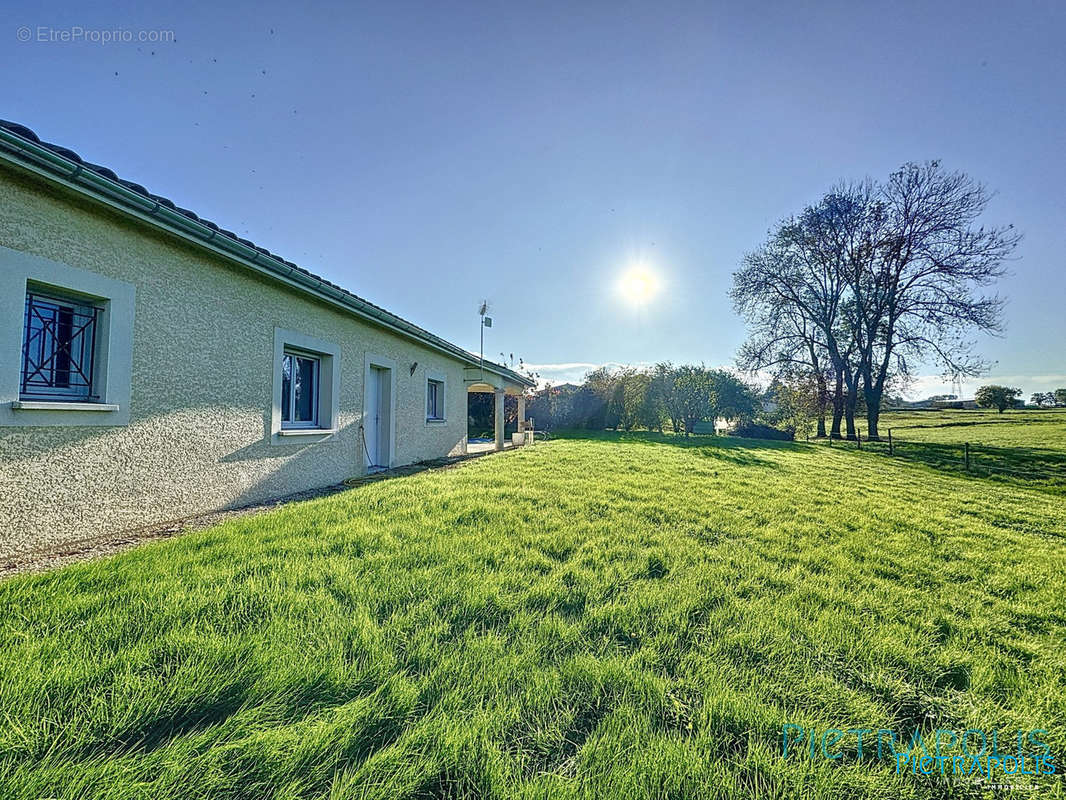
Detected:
[{"left": 811, "top": 427, "right": 1066, "bottom": 484}]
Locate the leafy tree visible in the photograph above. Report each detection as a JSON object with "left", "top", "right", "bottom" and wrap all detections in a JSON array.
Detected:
[
  {"left": 674, "top": 366, "right": 715, "bottom": 436},
  {"left": 975, "top": 385, "right": 1022, "bottom": 413},
  {"left": 635, "top": 372, "right": 666, "bottom": 432},
  {"left": 1056, "top": 389, "right": 1066, "bottom": 407},
  {"left": 651, "top": 362, "right": 684, "bottom": 433},
  {"left": 669, "top": 366, "right": 758, "bottom": 436},
  {"left": 708, "top": 370, "right": 758, "bottom": 425},
  {"left": 579, "top": 367, "right": 663, "bottom": 431},
  {"left": 763, "top": 374, "right": 821, "bottom": 439},
  {"left": 526, "top": 383, "right": 565, "bottom": 431},
  {"left": 1031, "top": 392, "right": 1057, "bottom": 409},
  {"left": 613, "top": 368, "right": 649, "bottom": 432},
  {"left": 583, "top": 366, "right": 618, "bottom": 429}
]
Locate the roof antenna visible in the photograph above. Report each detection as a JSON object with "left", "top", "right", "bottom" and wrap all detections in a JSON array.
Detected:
[{"left": 478, "top": 300, "right": 492, "bottom": 377}]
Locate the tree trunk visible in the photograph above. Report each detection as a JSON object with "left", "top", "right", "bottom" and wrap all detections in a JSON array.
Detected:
[
  {"left": 844, "top": 393, "right": 857, "bottom": 440},
  {"left": 830, "top": 370, "right": 844, "bottom": 439},
  {"left": 815, "top": 371, "right": 828, "bottom": 438},
  {"left": 843, "top": 367, "right": 859, "bottom": 440},
  {"left": 831, "top": 403, "right": 844, "bottom": 438},
  {"left": 864, "top": 384, "right": 883, "bottom": 440}
]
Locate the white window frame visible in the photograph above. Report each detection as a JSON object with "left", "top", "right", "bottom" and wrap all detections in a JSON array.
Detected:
[
  {"left": 425, "top": 371, "right": 447, "bottom": 423},
  {"left": 271, "top": 328, "right": 340, "bottom": 445},
  {"left": 280, "top": 349, "right": 321, "bottom": 429},
  {"left": 0, "top": 246, "right": 134, "bottom": 427}
]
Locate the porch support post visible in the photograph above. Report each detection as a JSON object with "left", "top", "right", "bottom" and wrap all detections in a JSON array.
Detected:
[
  {"left": 494, "top": 388, "right": 505, "bottom": 451},
  {"left": 517, "top": 394, "right": 526, "bottom": 434}
]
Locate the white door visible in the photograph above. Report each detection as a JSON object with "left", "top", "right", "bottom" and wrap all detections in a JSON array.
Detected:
[
  {"left": 365, "top": 366, "right": 381, "bottom": 468},
  {"left": 365, "top": 365, "right": 390, "bottom": 469}
]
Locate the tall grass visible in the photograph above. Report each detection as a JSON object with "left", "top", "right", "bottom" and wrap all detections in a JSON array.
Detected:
[{"left": 1, "top": 433, "right": 1063, "bottom": 798}]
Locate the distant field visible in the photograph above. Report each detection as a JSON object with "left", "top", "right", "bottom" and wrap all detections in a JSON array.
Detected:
[
  {"left": 847, "top": 410, "right": 1066, "bottom": 494},
  {"left": 1, "top": 432, "right": 1064, "bottom": 798},
  {"left": 880, "top": 409, "right": 1066, "bottom": 451}
]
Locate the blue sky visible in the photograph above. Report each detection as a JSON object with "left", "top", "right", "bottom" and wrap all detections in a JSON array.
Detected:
[{"left": 5, "top": 0, "right": 1064, "bottom": 397}]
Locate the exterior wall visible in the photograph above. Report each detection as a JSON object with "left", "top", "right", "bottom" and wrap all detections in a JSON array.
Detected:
[{"left": 0, "top": 166, "right": 471, "bottom": 557}]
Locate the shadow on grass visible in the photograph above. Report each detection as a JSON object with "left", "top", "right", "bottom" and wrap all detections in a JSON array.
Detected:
[
  {"left": 548, "top": 429, "right": 808, "bottom": 467},
  {"left": 98, "top": 680, "right": 250, "bottom": 758},
  {"left": 552, "top": 429, "right": 1066, "bottom": 493},
  {"left": 551, "top": 428, "right": 803, "bottom": 449}
]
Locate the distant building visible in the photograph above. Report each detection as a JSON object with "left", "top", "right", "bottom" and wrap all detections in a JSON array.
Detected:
[
  {"left": 890, "top": 396, "right": 977, "bottom": 410},
  {"left": 930, "top": 398, "right": 978, "bottom": 410}
]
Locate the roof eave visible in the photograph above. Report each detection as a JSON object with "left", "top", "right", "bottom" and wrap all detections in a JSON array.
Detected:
[{"left": 0, "top": 126, "right": 534, "bottom": 388}]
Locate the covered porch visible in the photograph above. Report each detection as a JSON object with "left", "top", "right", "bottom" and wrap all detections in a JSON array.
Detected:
[{"left": 464, "top": 367, "right": 531, "bottom": 453}]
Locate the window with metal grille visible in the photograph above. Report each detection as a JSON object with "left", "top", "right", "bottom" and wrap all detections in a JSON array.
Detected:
[
  {"left": 281, "top": 350, "right": 320, "bottom": 428},
  {"left": 426, "top": 378, "right": 444, "bottom": 420},
  {"left": 20, "top": 291, "right": 101, "bottom": 401}
]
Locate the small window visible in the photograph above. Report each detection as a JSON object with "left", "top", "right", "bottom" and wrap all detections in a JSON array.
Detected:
[
  {"left": 270, "top": 328, "right": 339, "bottom": 442},
  {"left": 3, "top": 251, "right": 134, "bottom": 427},
  {"left": 20, "top": 290, "right": 102, "bottom": 401},
  {"left": 427, "top": 378, "right": 444, "bottom": 421},
  {"left": 281, "top": 350, "right": 320, "bottom": 428}
]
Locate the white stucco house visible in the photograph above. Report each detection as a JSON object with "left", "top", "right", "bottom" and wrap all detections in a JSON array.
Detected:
[{"left": 0, "top": 120, "right": 533, "bottom": 558}]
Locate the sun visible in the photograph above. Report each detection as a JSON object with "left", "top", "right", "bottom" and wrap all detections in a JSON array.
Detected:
[{"left": 618, "top": 266, "right": 658, "bottom": 304}]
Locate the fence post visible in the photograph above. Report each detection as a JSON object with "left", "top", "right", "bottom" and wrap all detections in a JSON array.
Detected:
[
  {"left": 888, "top": 428, "right": 893, "bottom": 456},
  {"left": 965, "top": 442, "right": 970, "bottom": 471}
]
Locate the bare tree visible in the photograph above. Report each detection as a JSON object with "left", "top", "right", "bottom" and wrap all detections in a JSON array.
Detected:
[
  {"left": 732, "top": 195, "right": 858, "bottom": 438},
  {"left": 734, "top": 162, "right": 1018, "bottom": 441},
  {"left": 734, "top": 290, "right": 831, "bottom": 437},
  {"left": 800, "top": 185, "right": 874, "bottom": 439},
  {"left": 850, "top": 162, "right": 1020, "bottom": 438}
]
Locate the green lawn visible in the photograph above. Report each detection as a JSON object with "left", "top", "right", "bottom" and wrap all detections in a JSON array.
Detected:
[{"left": 2, "top": 432, "right": 1065, "bottom": 799}]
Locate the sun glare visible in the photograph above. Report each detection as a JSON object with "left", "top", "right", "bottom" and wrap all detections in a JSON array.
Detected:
[{"left": 618, "top": 267, "right": 658, "bottom": 304}]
